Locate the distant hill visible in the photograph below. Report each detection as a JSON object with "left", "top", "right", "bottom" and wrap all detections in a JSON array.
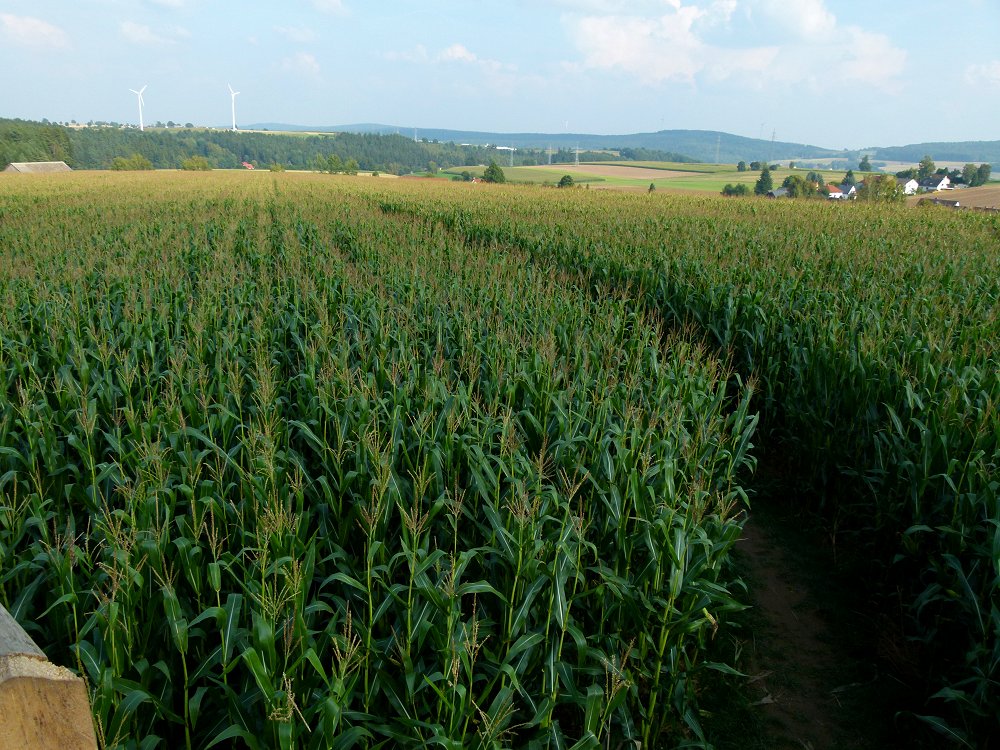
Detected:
[
  {"left": 249, "top": 123, "right": 847, "bottom": 163},
  {"left": 870, "top": 141, "right": 1000, "bottom": 165}
]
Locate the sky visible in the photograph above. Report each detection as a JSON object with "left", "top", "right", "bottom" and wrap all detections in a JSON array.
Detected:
[{"left": 2, "top": 1, "right": 999, "bottom": 149}]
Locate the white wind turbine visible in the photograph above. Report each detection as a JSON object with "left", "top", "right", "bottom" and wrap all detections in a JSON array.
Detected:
[
  {"left": 129, "top": 85, "right": 147, "bottom": 131},
  {"left": 228, "top": 84, "right": 240, "bottom": 132}
]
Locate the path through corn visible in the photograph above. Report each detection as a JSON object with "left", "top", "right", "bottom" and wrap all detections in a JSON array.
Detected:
[{"left": 736, "top": 506, "right": 909, "bottom": 750}]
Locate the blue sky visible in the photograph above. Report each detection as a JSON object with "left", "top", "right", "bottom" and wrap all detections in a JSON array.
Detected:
[{"left": 2, "top": 1, "right": 998, "bottom": 148}]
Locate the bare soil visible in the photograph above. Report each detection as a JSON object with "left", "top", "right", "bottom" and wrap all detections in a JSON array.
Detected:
[
  {"left": 907, "top": 184, "right": 1000, "bottom": 209},
  {"left": 729, "top": 503, "right": 919, "bottom": 750}
]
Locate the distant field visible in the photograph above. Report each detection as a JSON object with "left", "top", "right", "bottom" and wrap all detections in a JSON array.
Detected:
[
  {"left": 443, "top": 163, "right": 862, "bottom": 192},
  {"left": 603, "top": 161, "right": 731, "bottom": 173},
  {"left": 533, "top": 164, "right": 692, "bottom": 180},
  {"left": 907, "top": 183, "right": 1000, "bottom": 209}
]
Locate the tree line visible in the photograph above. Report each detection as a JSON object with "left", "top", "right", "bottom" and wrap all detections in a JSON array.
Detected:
[{"left": 2, "top": 118, "right": 699, "bottom": 174}]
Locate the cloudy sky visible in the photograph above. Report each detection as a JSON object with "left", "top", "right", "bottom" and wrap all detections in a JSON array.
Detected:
[{"left": 2, "top": 1, "right": 998, "bottom": 148}]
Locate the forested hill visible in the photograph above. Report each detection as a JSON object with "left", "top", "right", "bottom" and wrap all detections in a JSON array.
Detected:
[
  {"left": 0, "top": 118, "right": 692, "bottom": 172},
  {"left": 870, "top": 140, "right": 1000, "bottom": 165},
  {"left": 268, "top": 123, "right": 845, "bottom": 164}
]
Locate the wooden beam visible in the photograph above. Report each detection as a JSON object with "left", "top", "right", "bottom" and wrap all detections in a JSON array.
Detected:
[{"left": 0, "top": 605, "right": 97, "bottom": 750}]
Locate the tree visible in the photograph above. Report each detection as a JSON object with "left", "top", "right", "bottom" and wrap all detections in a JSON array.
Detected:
[
  {"left": 858, "top": 154, "right": 872, "bottom": 172},
  {"left": 722, "top": 183, "right": 749, "bottom": 196},
  {"left": 842, "top": 169, "right": 856, "bottom": 187},
  {"left": 344, "top": 158, "right": 359, "bottom": 175},
  {"left": 782, "top": 174, "right": 816, "bottom": 198},
  {"left": 483, "top": 160, "right": 506, "bottom": 184},
  {"left": 806, "top": 171, "right": 824, "bottom": 187},
  {"left": 648, "top": 182, "right": 656, "bottom": 193},
  {"left": 976, "top": 163, "right": 992, "bottom": 186},
  {"left": 737, "top": 161, "right": 748, "bottom": 172},
  {"left": 180, "top": 155, "right": 211, "bottom": 170},
  {"left": 754, "top": 165, "right": 773, "bottom": 195},
  {"left": 857, "top": 173, "right": 904, "bottom": 203},
  {"left": 110, "top": 153, "right": 153, "bottom": 170},
  {"left": 558, "top": 174, "right": 575, "bottom": 188},
  {"left": 965, "top": 163, "right": 991, "bottom": 187},
  {"left": 918, "top": 154, "right": 936, "bottom": 181},
  {"left": 326, "top": 153, "right": 344, "bottom": 173},
  {"left": 749, "top": 161, "right": 762, "bottom": 170}
]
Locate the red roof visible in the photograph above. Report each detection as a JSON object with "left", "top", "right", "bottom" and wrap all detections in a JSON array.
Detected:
[{"left": 827, "top": 184, "right": 843, "bottom": 192}]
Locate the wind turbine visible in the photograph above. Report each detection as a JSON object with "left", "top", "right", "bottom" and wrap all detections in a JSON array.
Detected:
[
  {"left": 228, "top": 84, "right": 240, "bottom": 132},
  {"left": 129, "top": 85, "right": 147, "bottom": 131}
]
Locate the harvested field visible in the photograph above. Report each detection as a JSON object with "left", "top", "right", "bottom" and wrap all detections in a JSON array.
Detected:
[
  {"left": 534, "top": 163, "right": 693, "bottom": 180},
  {"left": 907, "top": 184, "right": 1000, "bottom": 209}
]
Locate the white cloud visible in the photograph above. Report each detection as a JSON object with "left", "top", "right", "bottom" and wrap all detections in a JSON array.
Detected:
[
  {"left": 0, "top": 13, "right": 69, "bottom": 48},
  {"left": 569, "top": 2, "right": 756, "bottom": 84},
  {"left": 282, "top": 52, "right": 321, "bottom": 78},
  {"left": 385, "top": 45, "right": 429, "bottom": 63},
  {"left": 564, "top": 0, "right": 906, "bottom": 92},
  {"left": 312, "top": 0, "right": 348, "bottom": 14},
  {"left": 757, "top": 0, "right": 835, "bottom": 38},
  {"left": 440, "top": 43, "right": 478, "bottom": 64},
  {"left": 965, "top": 60, "right": 1000, "bottom": 88},
  {"left": 275, "top": 25, "right": 317, "bottom": 43},
  {"left": 838, "top": 28, "right": 906, "bottom": 90},
  {"left": 120, "top": 20, "right": 189, "bottom": 45}
]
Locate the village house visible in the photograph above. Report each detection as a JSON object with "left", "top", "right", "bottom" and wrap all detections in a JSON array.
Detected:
[{"left": 919, "top": 175, "right": 951, "bottom": 192}]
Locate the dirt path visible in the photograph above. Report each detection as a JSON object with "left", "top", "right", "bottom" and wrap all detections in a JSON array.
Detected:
[{"left": 733, "top": 507, "right": 911, "bottom": 749}]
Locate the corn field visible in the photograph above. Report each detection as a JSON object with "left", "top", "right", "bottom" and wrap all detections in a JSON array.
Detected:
[
  {"left": 374, "top": 183, "right": 999, "bottom": 745},
  {"left": 0, "top": 173, "right": 758, "bottom": 749},
  {"left": 1, "top": 172, "right": 997, "bottom": 746}
]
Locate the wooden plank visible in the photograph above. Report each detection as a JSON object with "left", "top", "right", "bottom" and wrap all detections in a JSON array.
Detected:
[
  {"left": 0, "top": 606, "right": 45, "bottom": 659},
  {"left": 0, "top": 606, "right": 96, "bottom": 750}
]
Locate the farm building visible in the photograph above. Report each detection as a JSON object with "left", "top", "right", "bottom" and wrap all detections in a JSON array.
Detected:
[
  {"left": 3, "top": 161, "right": 72, "bottom": 174},
  {"left": 919, "top": 197, "right": 961, "bottom": 209},
  {"left": 919, "top": 175, "right": 951, "bottom": 192},
  {"left": 896, "top": 177, "right": 920, "bottom": 195}
]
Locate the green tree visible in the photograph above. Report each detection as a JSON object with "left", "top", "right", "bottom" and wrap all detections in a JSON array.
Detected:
[
  {"left": 721, "top": 183, "right": 749, "bottom": 196},
  {"left": 754, "top": 165, "right": 772, "bottom": 195},
  {"left": 858, "top": 154, "right": 872, "bottom": 172},
  {"left": 918, "top": 154, "right": 936, "bottom": 181},
  {"left": 483, "top": 160, "right": 506, "bottom": 183},
  {"left": 842, "top": 169, "right": 856, "bottom": 187},
  {"left": 326, "top": 153, "right": 344, "bottom": 173},
  {"left": 782, "top": 174, "right": 816, "bottom": 198},
  {"left": 648, "top": 182, "right": 656, "bottom": 193},
  {"left": 180, "top": 155, "right": 211, "bottom": 170},
  {"left": 737, "top": 161, "right": 747, "bottom": 172},
  {"left": 344, "top": 158, "right": 359, "bottom": 175},
  {"left": 558, "top": 174, "right": 575, "bottom": 188},
  {"left": 857, "top": 173, "right": 904, "bottom": 203},
  {"left": 110, "top": 153, "right": 153, "bottom": 170},
  {"left": 977, "top": 163, "right": 992, "bottom": 185}
]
